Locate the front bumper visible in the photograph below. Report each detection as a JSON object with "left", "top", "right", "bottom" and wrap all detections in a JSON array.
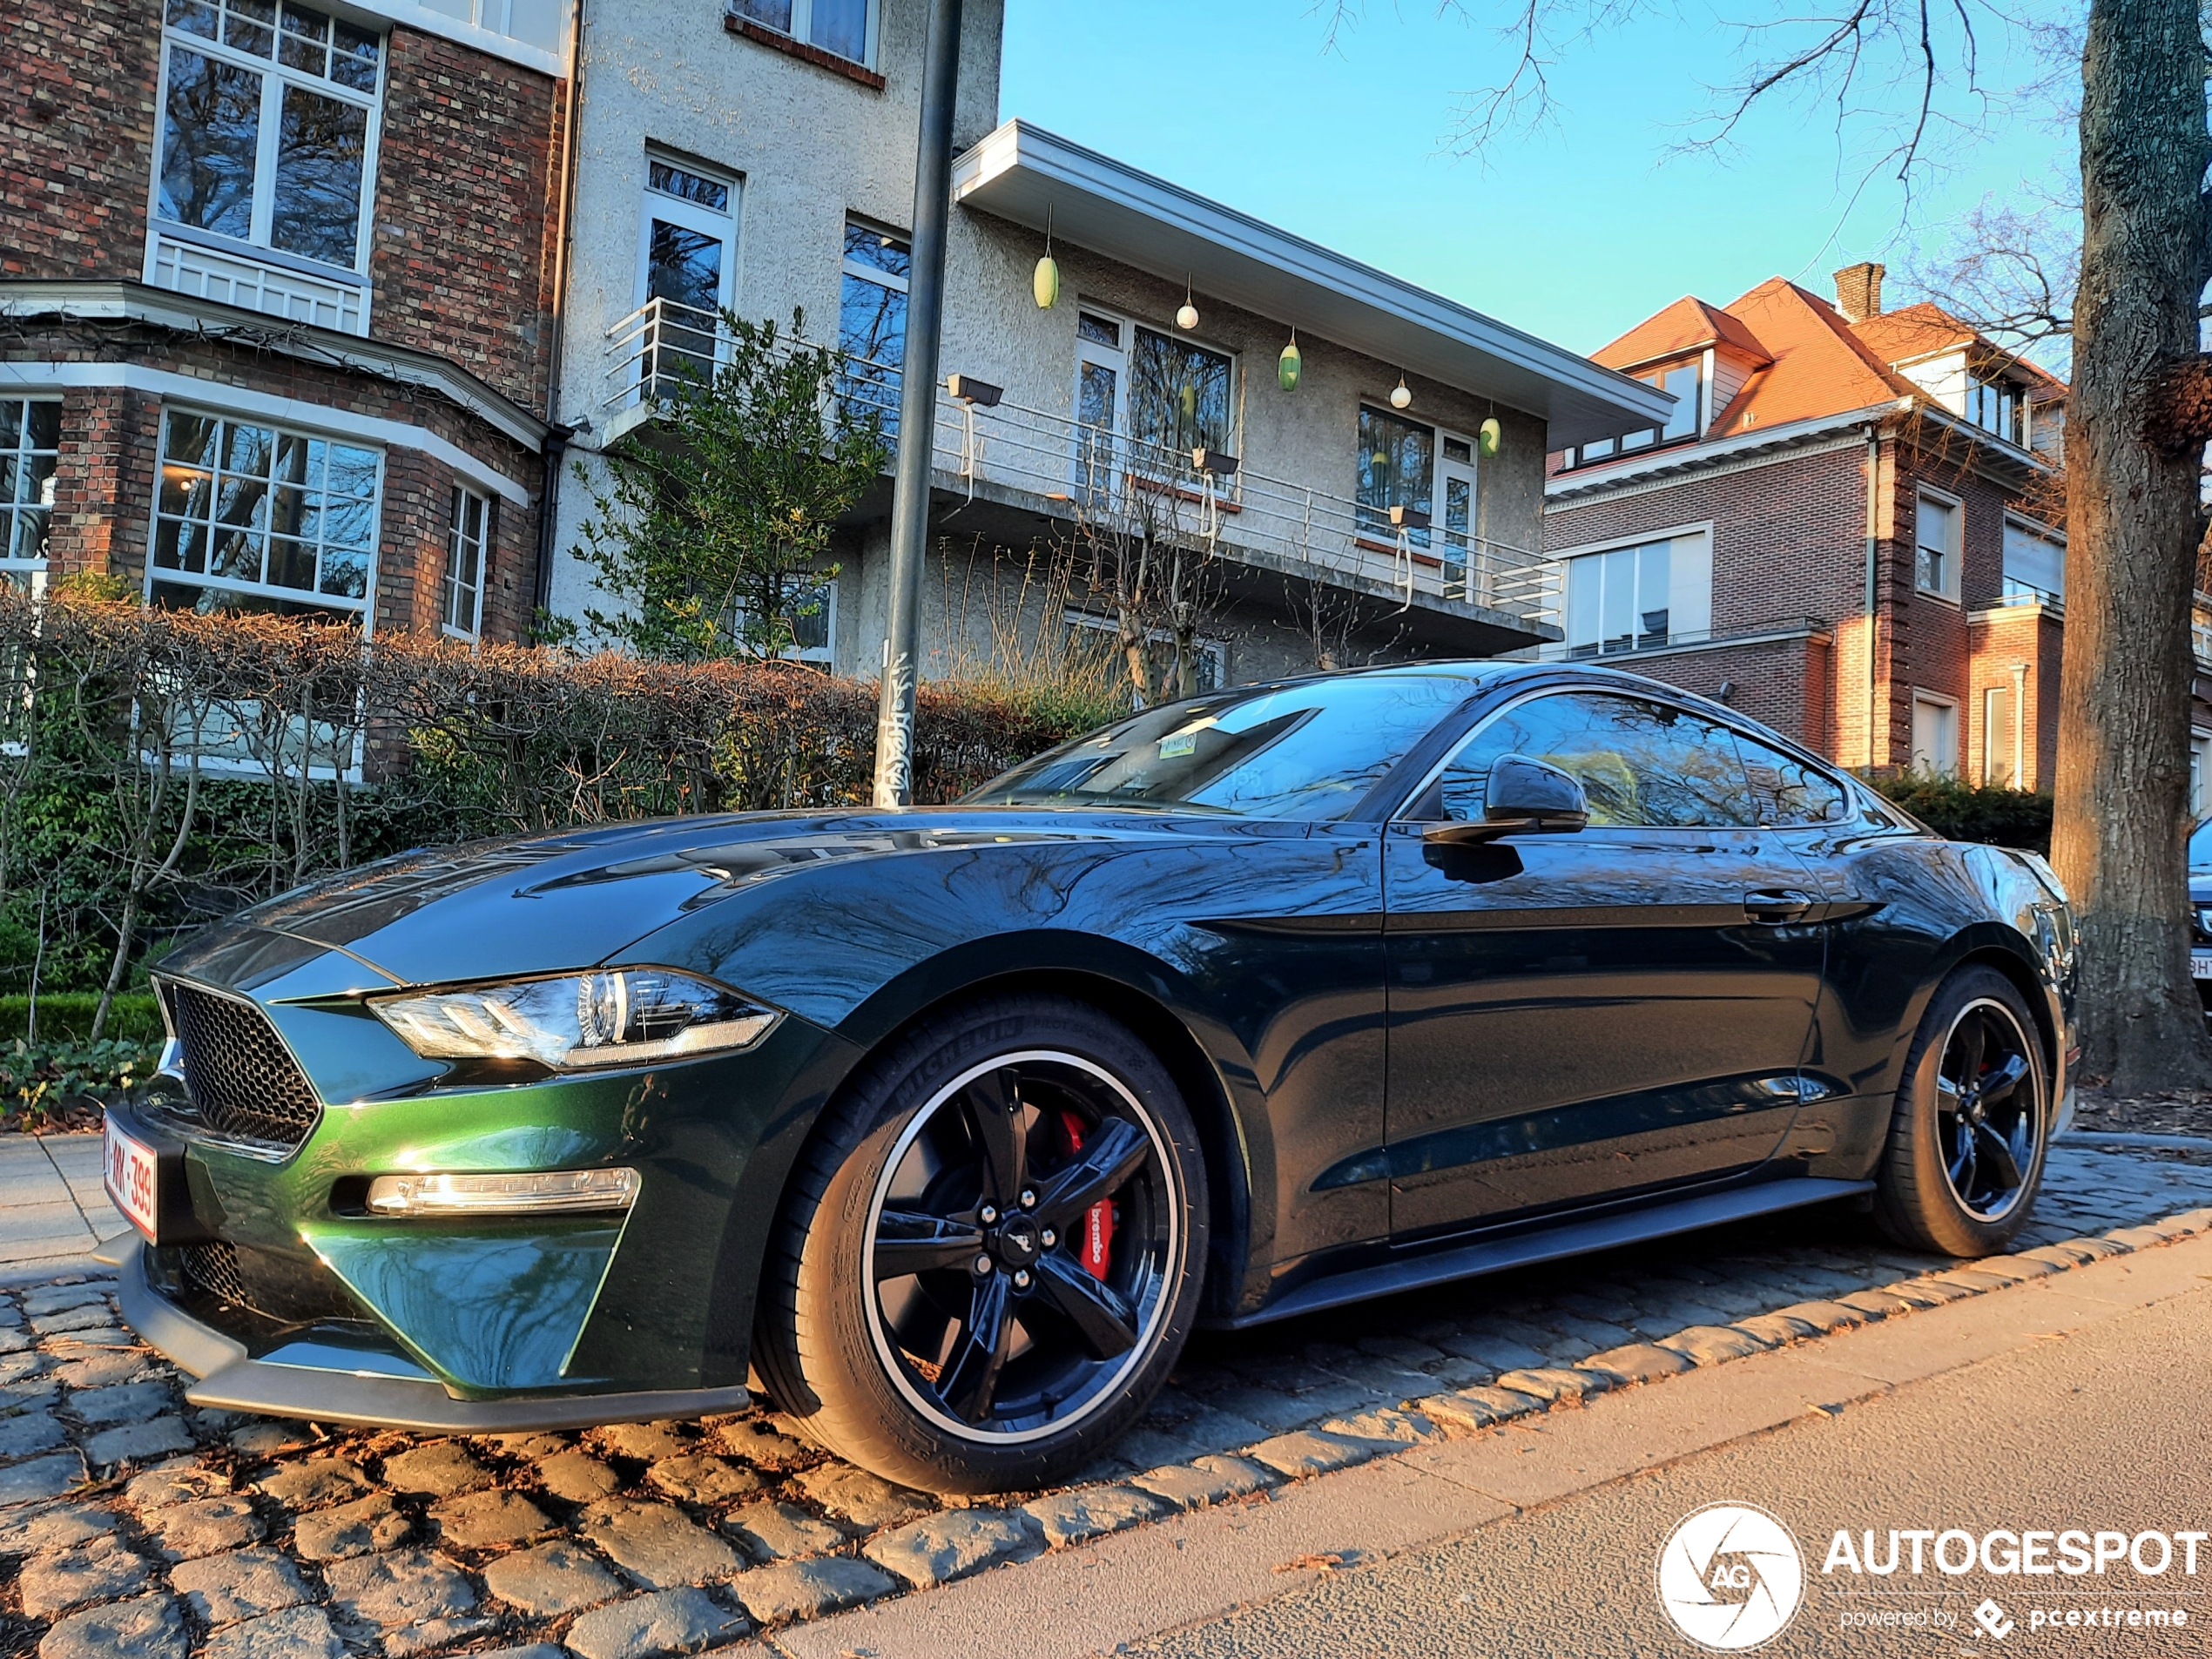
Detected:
[{"left": 116, "top": 1237, "right": 749, "bottom": 1431}]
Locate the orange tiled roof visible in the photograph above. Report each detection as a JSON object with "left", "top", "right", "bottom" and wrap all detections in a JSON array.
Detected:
[
  {"left": 1698, "top": 278, "right": 1928, "bottom": 437},
  {"left": 1848, "top": 300, "right": 1979, "bottom": 366},
  {"left": 1591, "top": 296, "right": 1772, "bottom": 372}
]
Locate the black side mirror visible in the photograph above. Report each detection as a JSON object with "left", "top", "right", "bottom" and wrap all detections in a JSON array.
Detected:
[{"left": 1423, "top": 753, "right": 1590, "bottom": 846}]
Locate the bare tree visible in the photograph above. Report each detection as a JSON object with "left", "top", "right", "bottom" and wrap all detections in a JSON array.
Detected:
[{"left": 1318, "top": 0, "right": 2212, "bottom": 1091}]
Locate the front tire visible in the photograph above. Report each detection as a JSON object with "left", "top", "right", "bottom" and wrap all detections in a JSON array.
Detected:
[
  {"left": 752, "top": 994, "right": 1209, "bottom": 1494},
  {"left": 1872, "top": 965, "right": 2049, "bottom": 1256}
]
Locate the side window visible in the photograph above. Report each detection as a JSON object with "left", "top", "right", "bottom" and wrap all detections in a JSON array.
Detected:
[
  {"left": 1732, "top": 729, "right": 1849, "bottom": 826},
  {"left": 1433, "top": 691, "right": 1754, "bottom": 829}
]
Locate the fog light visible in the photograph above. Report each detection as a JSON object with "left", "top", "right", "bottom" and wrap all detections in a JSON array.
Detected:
[{"left": 365, "top": 1168, "right": 640, "bottom": 1216}]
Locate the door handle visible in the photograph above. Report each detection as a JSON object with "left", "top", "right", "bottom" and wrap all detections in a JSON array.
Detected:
[{"left": 1743, "top": 889, "right": 1814, "bottom": 925}]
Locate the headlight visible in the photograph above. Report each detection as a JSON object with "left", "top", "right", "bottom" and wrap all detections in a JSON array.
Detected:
[{"left": 372, "top": 969, "right": 779, "bottom": 1070}]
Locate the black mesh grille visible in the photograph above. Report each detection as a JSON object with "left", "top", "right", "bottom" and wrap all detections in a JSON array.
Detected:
[
  {"left": 166, "top": 1241, "right": 358, "bottom": 1325},
  {"left": 165, "top": 983, "right": 322, "bottom": 1147},
  {"left": 179, "top": 1241, "right": 250, "bottom": 1306}
]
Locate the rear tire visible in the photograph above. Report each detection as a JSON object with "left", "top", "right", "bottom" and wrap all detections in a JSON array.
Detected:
[
  {"left": 752, "top": 993, "right": 1208, "bottom": 1494},
  {"left": 1872, "top": 965, "right": 2049, "bottom": 1256}
]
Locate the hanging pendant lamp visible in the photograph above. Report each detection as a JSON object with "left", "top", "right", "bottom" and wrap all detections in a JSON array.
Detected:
[
  {"left": 1278, "top": 328, "right": 1302, "bottom": 391},
  {"left": 1033, "top": 206, "right": 1059, "bottom": 309}
]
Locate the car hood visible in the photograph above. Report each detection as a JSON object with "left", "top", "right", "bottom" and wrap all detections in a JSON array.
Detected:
[
  {"left": 160, "top": 807, "right": 1203, "bottom": 992},
  {"left": 2192, "top": 867, "right": 2212, "bottom": 907}
]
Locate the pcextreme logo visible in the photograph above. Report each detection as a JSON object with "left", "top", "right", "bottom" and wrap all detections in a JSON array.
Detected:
[{"left": 1656, "top": 1502, "right": 1807, "bottom": 1651}]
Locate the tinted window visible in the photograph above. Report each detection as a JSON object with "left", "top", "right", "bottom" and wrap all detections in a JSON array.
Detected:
[
  {"left": 970, "top": 673, "right": 1474, "bottom": 820},
  {"left": 1433, "top": 691, "right": 1753, "bottom": 828},
  {"left": 1732, "top": 729, "right": 1849, "bottom": 826}
]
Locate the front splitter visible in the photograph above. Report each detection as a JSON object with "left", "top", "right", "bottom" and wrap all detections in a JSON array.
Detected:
[{"left": 114, "top": 1239, "right": 749, "bottom": 1433}]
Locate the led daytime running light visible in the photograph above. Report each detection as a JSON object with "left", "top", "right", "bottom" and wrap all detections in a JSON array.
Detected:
[{"left": 366, "top": 1168, "right": 640, "bottom": 1216}]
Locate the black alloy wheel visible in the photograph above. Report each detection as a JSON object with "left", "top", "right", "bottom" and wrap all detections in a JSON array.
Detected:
[
  {"left": 863, "top": 1050, "right": 1177, "bottom": 1442},
  {"left": 1874, "top": 964, "right": 2049, "bottom": 1256},
  {"left": 753, "top": 994, "right": 1208, "bottom": 1494},
  {"left": 1932, "top": 998, "right": 2040, "bottom": 1223}
]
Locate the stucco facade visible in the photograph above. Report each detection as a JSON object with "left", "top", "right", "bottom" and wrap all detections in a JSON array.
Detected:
[{"left": 542, "top": 0, "right": 1628, "bottom": 690}]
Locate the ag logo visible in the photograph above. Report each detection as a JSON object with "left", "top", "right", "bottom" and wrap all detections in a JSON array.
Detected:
[{"left": 1656, "top": 1502, "right": 1805, "bottom": 1650}]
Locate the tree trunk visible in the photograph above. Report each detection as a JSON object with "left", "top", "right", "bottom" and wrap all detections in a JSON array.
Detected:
[{"left": 2049, "top": 0, "right": 2212, "bottom": 1089}]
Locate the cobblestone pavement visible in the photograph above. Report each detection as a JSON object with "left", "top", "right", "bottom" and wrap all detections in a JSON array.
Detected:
[{"left": 3, "top": 1142, "right": 2210, "bottom": 1659}]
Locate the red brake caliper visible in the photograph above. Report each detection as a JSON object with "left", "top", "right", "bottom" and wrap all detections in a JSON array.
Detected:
[{"left": 1058, "top": 1110, "right": 1116, "bottom": 1280}]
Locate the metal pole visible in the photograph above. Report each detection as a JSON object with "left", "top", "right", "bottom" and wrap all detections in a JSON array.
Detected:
[{"left": 872, "top": 0, "right": 963, "bottom": 807}]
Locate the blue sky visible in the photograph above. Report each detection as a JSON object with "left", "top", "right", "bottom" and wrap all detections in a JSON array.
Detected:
[{"left": 1000, "top": 1, "right": 2071, "bottom": 355}]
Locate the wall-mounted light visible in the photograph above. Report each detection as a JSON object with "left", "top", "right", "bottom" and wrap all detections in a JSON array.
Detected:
[
  {"left": 1390, "top": 376, "right": 1413, "bottom": 411},
  {"left": 1191, "top": 447, "right": 1238, "bottom": 476},
  {"left": 946, "top": 374, "right": 1002, "bottom": 407},
  {"left": 1278, "top": 328, "right": 1301, "bottom": 392},
  {"left": 1177, "top": 276, "right": 1199, "bottom": 332}
]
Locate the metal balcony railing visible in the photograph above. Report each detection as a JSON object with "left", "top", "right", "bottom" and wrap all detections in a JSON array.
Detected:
[{"left": 603, "top": 299, "right": 1559, "bottom": 631}]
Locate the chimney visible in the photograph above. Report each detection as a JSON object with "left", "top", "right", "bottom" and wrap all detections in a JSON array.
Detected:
[{"left": 1834, "top": 262, "right": 1885, "bottom": 323}]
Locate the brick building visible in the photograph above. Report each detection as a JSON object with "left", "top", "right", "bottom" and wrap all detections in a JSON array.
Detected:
[
  {"left": 1539, "top": 263, "right": 2212, "bottom": 799},
  {"left": 0, "top": 0, "right": 572, "bottom": 648}
]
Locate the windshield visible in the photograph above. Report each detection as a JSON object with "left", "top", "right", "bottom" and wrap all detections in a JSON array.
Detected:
[
  {"left": 2191, "top": 819, "right": 2212, "bottom": 868},
  {"left": 968, "top": 672, "right": 1476, "bottom": 820}
]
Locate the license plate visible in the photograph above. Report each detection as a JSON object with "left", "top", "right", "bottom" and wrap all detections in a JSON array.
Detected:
[
  {"left": 2195, "top": 951, "right": 2212, "bottom": 981},
  {"left": 104, "top": 1116, "right": 160, "bottom": 1240}
]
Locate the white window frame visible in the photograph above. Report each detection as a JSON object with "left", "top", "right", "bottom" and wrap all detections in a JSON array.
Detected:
[
  {"left": 727, "top": 0, "right": 881, "bottom": 69},
  {"left": 442, "top": 485, "right": 490, "bottom": 641},
  {"left": 416, "top": 0, "right": 565, "bottom": 52},
  {"left": 145, "top": 403, "right": 384, "bottom": 629},
  {"left": 1435, "top": 431, "right": 1480, "bottom": 598},
  {"left": 1915, "top": 488, "right": 1962, "bottom": 601},
  {"left": 1064, "top": 609, "right": 1224, "bottom": 696},
  {"left": 0, "top": 398, "right": 61, "bottom": 594},
  {"left": 635, "top": 152, "right": 740, "bottom": 314},
  {"left": 1982, "top": 684, "right": 2014, "bottom": 786},
  {"left": 1071, "top": 307, "right": 1129, "bottom": 500},
  {"left": 1912, "top": 691, "right": 1959, "bottom": 777},
  {"left": 148, "top": 0, "right": 385, "bottom": 285},
  {"left": 1546, "top": 522, "right": 1715, "bottom": 660}
]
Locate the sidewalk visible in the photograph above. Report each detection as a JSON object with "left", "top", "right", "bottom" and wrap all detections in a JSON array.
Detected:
[{"left": 0, "top": 1132, "right": 123, "bottom": 1277}]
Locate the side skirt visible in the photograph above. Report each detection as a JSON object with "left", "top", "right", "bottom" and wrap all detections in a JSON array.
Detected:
[{"left": 1217, "top": 1177, "right": 1876, "bottom": 1330}]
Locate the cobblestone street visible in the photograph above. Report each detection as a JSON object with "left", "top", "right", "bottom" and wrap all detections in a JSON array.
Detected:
[{"left": 3, "top": 1141, "right": 2211, "bottom": 1659}]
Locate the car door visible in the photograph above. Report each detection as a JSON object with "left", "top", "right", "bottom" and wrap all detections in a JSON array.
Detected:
[{"left": 1382, "top": 687, "right": 1827, "bottom": 1240}]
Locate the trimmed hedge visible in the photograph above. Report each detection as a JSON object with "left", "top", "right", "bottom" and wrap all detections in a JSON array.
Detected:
[
  {"left": 2, "top": 995, "right": 162, "bottom": 1044},
  {"left": 0, "top": 590, "right": 1124, "bottom": 1017},
  {"left": 1875, "top": 774, "right": 2054, "bottom": 853}
]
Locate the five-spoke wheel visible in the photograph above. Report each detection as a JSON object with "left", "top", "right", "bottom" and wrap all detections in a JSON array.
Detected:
[
  {"left": 864, "top": 1051, "right": 1177, "bottom": 1441},
  {"left": 1875, "top": 965, "right": 2049, "bottom": 1255},
  {"left": 753, "top": 995, "right": 1207, "bottom": 1493}
]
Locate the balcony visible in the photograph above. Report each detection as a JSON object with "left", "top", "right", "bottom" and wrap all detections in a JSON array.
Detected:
[{"left": 602, "top": 299, "right": 1559, "bottom": 639}]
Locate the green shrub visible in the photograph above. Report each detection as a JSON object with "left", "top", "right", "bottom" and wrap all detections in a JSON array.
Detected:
[
  {"left": 0, "top": 1035, "right": 160, "bottom": 1131},
  {"left": 0, "top": 995, "right": 163, "bottom": 1043},
  {"left": 1875, "top": 773, "right": 2054, "bottom": 853}
]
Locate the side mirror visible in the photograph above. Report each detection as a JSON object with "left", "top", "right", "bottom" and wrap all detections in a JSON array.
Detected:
[{"left": 1423, "top": 753, "right": 1590, "bottom": 846}]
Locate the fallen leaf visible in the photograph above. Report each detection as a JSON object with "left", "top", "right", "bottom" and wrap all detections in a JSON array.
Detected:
[{"left": 1275, "top": 1552, "right": 1347, "bottom": 1574}]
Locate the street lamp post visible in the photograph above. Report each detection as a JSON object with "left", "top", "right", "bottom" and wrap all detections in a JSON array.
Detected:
[{"left": 871, "top": 0, "right": 963, "bottom": 808}]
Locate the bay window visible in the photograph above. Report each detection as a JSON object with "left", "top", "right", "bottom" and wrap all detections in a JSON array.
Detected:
[
  {"left": 443, "top": 487, "right": 491, "bottom": 639},
  {"left": 152, "top": 408, "right": 381, "bottom": 621},
  {"left": 0, "top": 401, "right": 61, "bottom": 591},
  {"left": 156, "top": 0, "right": 382, "bottom": 274}
]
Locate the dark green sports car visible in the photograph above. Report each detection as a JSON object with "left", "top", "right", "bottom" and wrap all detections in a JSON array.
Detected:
[{"left": 109, "top": 662, "right": 2077, "bottom": 1492}]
